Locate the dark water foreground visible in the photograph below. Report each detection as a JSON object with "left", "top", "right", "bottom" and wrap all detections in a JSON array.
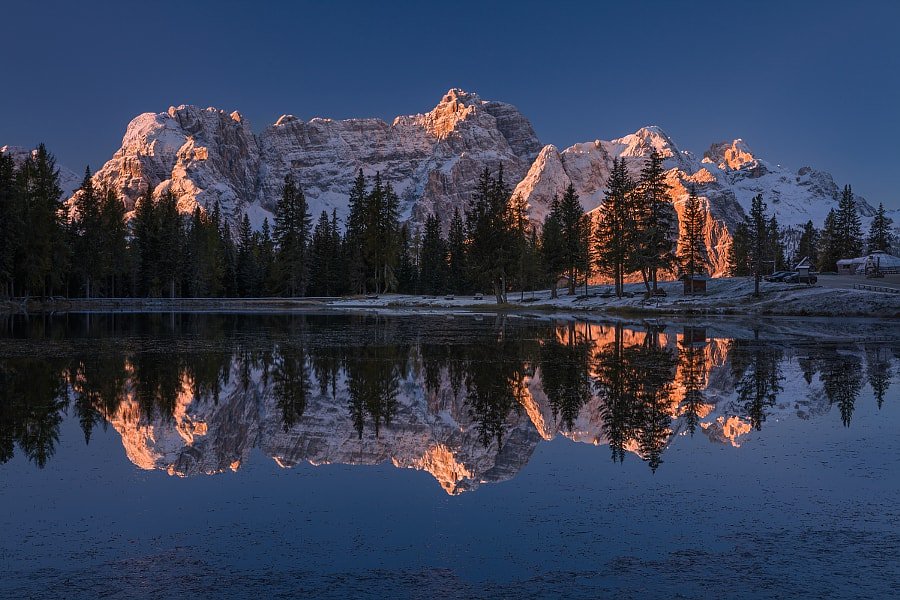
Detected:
[{"left": 1, "top": 312, "right": 898, "bottom": 599}]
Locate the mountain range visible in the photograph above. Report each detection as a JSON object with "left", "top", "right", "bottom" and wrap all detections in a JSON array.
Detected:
[{"left": 4, "top": 89, "right": 891, "bottom": 275}]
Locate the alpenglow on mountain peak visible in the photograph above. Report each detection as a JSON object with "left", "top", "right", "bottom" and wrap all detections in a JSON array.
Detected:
[{"left": 60, "top": 88, "right": 884, "bottom": 277}]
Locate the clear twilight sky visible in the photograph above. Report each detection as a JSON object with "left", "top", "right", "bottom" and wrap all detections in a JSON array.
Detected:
[{"left": 1, "top": 0, "right": 897, "bottom": 208}]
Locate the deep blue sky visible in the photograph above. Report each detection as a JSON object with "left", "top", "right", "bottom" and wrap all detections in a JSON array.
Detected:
[{"left": 2, "top": 0, "right": 898, "bottom": 207}]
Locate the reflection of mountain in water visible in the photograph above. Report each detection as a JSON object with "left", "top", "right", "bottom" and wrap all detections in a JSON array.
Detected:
[{"left": 0, "top": 314, "right": 896, "bottom": 494}]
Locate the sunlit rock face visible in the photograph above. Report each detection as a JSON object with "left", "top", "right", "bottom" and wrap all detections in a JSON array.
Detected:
[
  {"left": 74, "top": 90, "right": 883, "bottom": 259},
  {"left": 511, "top": 126, "right": 880, "bottom": 276},
  {"left": 81, "top": 89, "right": 541, "bottom": 230}
]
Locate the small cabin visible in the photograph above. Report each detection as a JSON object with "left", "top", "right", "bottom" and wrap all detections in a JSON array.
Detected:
[
  {"left": 795, "top": 257, "right": 817, "bottom": 284},
  {"left": 682, "top": 274, "right": 709, "bottom": 295}
]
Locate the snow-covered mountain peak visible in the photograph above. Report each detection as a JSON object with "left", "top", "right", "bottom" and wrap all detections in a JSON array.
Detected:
[
  {"left": 703, "top": 138, "right": 757, "bottom": 171},
  {"left": 609, "top": 125, "right": 681, "bottom": 160}
]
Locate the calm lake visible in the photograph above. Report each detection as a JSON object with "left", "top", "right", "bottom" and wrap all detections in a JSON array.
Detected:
[{"left": 1, "top": 312, "right": 898, "bottom": 599}]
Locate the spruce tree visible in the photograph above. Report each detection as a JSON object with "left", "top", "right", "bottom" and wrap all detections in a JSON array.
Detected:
[
  {"left": 345, "top": 170, "right": 368, "bottom": 294},
  {"left": 558, "top": 183, "right": 587, "bottom": 295},
  {"left": 676, "top": 184, "right": 708, "bottom": 287},
  {"left": 273, "top": 174, "right": 312, "bottom": 296},
  {"left": 236, "top": 213, "right": 258, "bottom": 296},
  {"left": 155, "top": 191, "right": 183, "bottom": 298},
  {"left": 446, "top": 207, "right": 468, "bottom": 294},
  {"left": 99, "top": 187, "right": 127, "bottom": 296},
  {"left": 747, "top": 194, "right": 769, "bottom": 296},
  {"left": 767, "top": 215, "right": 786, "bottom": 273},
  {"left": 835, "top": 185, "right": 863, "bottom": 259},
  {"left": 72, "top": 167, "right": 103, "bottom": 297},
  {"left": 866, "top": 202, "right": 894, "bottom": 253},
  {"left": 818, "top": 209, "right": 841, "bottom": 271},
  {"left": 794, "top": 220, "right": 819, "bottom": 267},
  {"left": 0, "top": 151, "right": 21, "bottom": 297},
  {"left": 634, "top": 150, "right": 676, "bottom": 293},
  {"left": 541, "top": 195, "right": 565, "bottom": 298},
  {"left": 594, "top": 158, "right": 635, "bottom": 297},
  {"left": 466, "top": 166, "right": 517, "bottom": 303},
  {"left": 727, "top": 222, "right": 750, "bottom": 277},
  {"left": 419, "top": 213, "right": 446, "bottom": 295}
]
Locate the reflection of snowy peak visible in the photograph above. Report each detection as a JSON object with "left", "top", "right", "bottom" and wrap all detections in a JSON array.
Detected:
[{"left": 104, "top": 325, "right": 889, "bottom": 494}]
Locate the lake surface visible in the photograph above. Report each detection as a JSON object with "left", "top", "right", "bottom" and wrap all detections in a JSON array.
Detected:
[{"left": 1, "top": 312, "right": 898, "bottom": 599}]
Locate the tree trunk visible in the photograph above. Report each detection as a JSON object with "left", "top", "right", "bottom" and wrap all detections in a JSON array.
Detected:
[
  {"left": 568, "top": 267, "right": 576, "bottom": 295},
  {"left": 641, "top": 269, "right": 651, "bottom": 294}
]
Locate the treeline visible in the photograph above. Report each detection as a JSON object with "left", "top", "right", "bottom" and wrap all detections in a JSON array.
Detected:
[
  {"left": 0, "top": 146, "right": 708, "bottom": 302},
  {"left": 3, "top": 145, "right": 893, "bottom": 302},
  {"left": 728, "top": 185, "right": 895, "bottom": 287}
]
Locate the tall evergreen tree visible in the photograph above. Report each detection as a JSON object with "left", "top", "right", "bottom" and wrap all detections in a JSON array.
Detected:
[
  {"left": 98, "top": 187, "right": 127, "bottom": 296},
  {"left": 594, "top": 158, "right": 635, "bottom": 297},
  {"left": 419, "top": 213, "right": 446, "bottom": 295},
  {"left": 446, "top": 207, "right": 469, "bottom": 294},
  {"left": 541, "top": 195, "right": 566, "bottom": 298},
  {"left": 273, "top": 174, "right": 312, "bottom": 296},
  {"left": 0, "top": 151, "right": 21, "bottom": 297},
  {"left": 558, "top": 183, "right": 588, "bottom": 295},
  {"left": 71, "top": 167, "right": 103, "bottom": 297},
  {"left": 866, "top": 202, "right": 894, "bottom": 253},
  {"left": 466, "top": 166, "right": 517, "bottom": 304},
  {"left": 746, "top": 194, "right": 769, "bottom": 296},
  {"left": 236, "top": 213, "right": 258, "bottom": 296},
  {"left": 345, "top": 170, "right": 369, "bottom": 294},
  {"left": 817, "top": 209, "right": 841, "bottom": 272},
  {"left": 793, "top": 220, "right": 819, "bottom": 267},
  {"left": 676, "top": 184, "right": 708, "bottom": 286},
  {"left": 634, "top": 150, "right": 676, "bottom": 293},
  {"left": 727, "top": 222, "right": 750, "bottom": 277},
  {"left": 834, "top": 184, "right": 863, "bottom": 259},
  {"left": 767, "top": 214, "right": 786, "bottom": 273}
]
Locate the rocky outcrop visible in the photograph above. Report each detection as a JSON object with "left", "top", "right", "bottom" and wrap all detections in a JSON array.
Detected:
[
  {"left": 66, "top": 90, "right": 890, "bottom": 273},
  {"left": 83, "top": 89, "right": 541, "bottom": 229}
]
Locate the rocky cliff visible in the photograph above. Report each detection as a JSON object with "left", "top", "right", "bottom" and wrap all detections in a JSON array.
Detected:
[{"left": 63, "top": 90, "right": 886, "bottom": 276}]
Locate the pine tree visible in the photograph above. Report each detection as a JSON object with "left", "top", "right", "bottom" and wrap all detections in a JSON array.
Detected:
[
  {"left": 345, "top": 170, "right": 368, "bottom": 294},
  {"left": 155, "top": 191, "right": 183, "bottom": 298},
  {"left": 558, "top": 183, "right": 587, "bottom": 295},
  {"left": 767, "top": 214, "right": 786, "bottom": 273},
  {"left": 236, "top": 213, "right": 258, "bottom": 296},
  {"left": 15, "top": 145, "right": 67, "bottom": 296},
  {"left": 98, "top": 187, "right": 127, "bottom": 296},
  {"left": 747, "top": 194, "right": 769, "bottom": 296},
  {"left": 131, "top": 186, "right": 157, "bottom": 295},
  {"left": 866, "top": 202, "right": 894, "bottom": 253},
  {"left": 793, "top": 220, "right": 819, "bottom": 267},
  {"left": 541, "top": 195, "right": 565, "bottom": 298},
  {"left": 273, "top": 174, "right": 312, "bottom": 296},
  {"left": 676, "top": 184, "right": 708, "bottom": 287},
  {"left": 0, "top": 151, "right": 21, "bottom": 297},
  {"left": 395, "top": 224, "right": 418, "bottom": 294},
  {"left": 446, "top": 207, "right": 468, "bottom": 294},
  {"left": 466, "top": 166, "right": 517, "bottom": 303},
  {"left": 419, "top": 213, "right": 446, "bottom": 295},
  {"left": 634, "top": 150, "right": 676, "bottom": 293},
  {"left": 258, "top": 217, "right": 277, "bottom": 295},
  {"left": 835, "top": 185, "right": 863, "bottom": 259},
  {"left": 72, "top": 167, "right": 103, "bottom": 297},
  {"left": 818, "top": 209, "right": 841, "bottom": 272},
  {"left": 594, "top": 158, "right": 635, "bottom": 297},
  {"left": 727, "top": 222, "right": 751, "bottom": 277}
]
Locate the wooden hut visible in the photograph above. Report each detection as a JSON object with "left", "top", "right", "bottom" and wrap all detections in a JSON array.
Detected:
[{"left": 682, "top": 274, "right": 709, "bottom": 295}]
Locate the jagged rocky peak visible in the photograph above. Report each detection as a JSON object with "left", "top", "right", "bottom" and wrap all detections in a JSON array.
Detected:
[
  {"left": 609, "top": 125, "right": 681, "bottom": 161},
  {"left": 703, "top": 139, "right": 757, "bottom": 171}
]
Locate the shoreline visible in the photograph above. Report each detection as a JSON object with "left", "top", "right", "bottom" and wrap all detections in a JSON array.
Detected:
[{"left": 2, "top": 277, "right": 898, "bottom": 319}]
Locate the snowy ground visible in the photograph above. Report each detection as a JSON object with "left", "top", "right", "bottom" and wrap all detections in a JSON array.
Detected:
[{"left": 328, "top": 277, "right": 900, "bottom": 318}]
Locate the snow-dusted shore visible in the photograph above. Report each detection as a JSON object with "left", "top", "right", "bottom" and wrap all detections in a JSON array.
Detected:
[{"left": 327, "top": 277, "right": 900, "bottom": 318}]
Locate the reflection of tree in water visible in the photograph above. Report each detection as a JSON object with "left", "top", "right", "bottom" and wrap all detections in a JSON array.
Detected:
[
  {"left": 539, "top": 322, "right": 593, "bottom": 432},
  {"left": 0, "top": 358, "right": 69, "bottom": 468},
  {"left": 678, "top": 336, "right": 706, "bottom": 437},
  {"left": 819, "top": 348, "right": 862, "bottom": 427},
  {"left": 344, "top": 317, "right": 410, "bottom": 440},
  {"left": 593, "top": 324, "right": 676, "bottom": 471},
  {"left": 865, "top": 345, "right": 893, "bottom": 410},
  {"left": 273, "top": 343, "right": 311, "bottom": 431},
  {"left": 68, "top": 353, "right": 129, "bottom": 444},
  {"left": 730, "top": 335, "right": 783, "bottom": 431},
  {"left": 463, "top": 318, "right": 537, "bottom": 449}
]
